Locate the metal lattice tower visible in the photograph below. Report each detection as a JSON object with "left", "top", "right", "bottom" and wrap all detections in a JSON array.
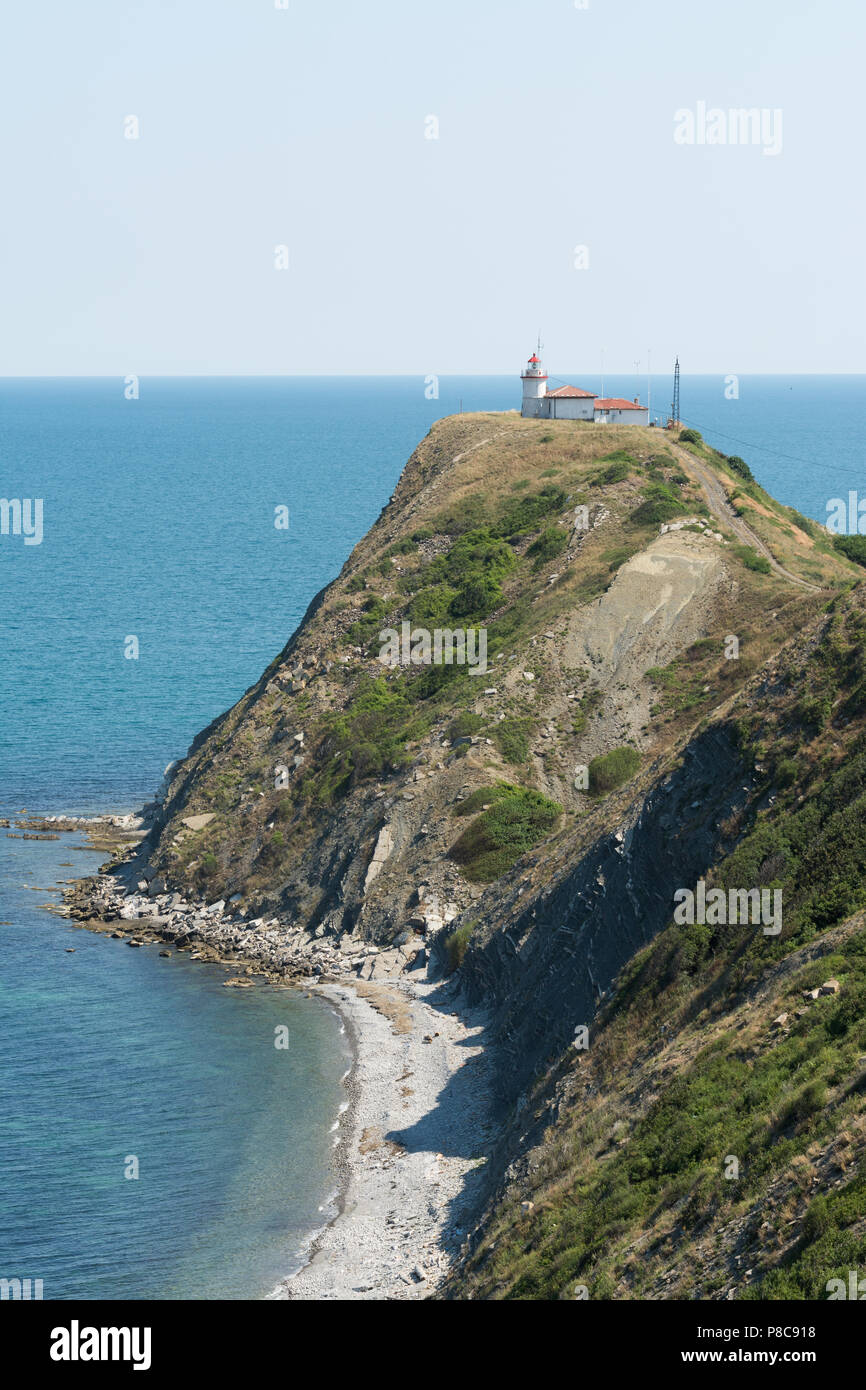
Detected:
[{"left": 670, "top": 357, "right": 681, "bottom": 427}]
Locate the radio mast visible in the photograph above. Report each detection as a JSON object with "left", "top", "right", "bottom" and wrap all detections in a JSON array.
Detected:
[{"left": 670, "top": 357, "right": 681, "bottom": 428}]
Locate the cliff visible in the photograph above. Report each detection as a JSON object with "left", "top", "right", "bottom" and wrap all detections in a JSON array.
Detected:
[{"left": 70, "top": 412, "right": 866, "bottom": 1298}]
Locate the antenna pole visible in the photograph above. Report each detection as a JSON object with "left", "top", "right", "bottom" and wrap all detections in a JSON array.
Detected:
[
  {"left": 671, "top": 357, "right": 681, "bottom": 427},
  {"left": 647, "top": 347, "right": 652, "bottom": 421}
]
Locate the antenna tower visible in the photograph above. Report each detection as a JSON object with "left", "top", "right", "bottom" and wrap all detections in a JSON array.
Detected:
[{"left": 670, "top": 357, "right": 681, "bottom": 427}]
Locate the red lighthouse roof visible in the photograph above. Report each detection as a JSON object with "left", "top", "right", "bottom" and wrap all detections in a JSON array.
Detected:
[
  {"left": 528, "top": 353, "right": 540, "bottom": 364},
  {"left": 548, "top": 384, "right": 597, "bottom": 399}
]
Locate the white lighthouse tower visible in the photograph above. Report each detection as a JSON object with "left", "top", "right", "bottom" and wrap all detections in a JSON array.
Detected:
[{"left": 520, "top": 345, "right": 548, "bottom": 418}]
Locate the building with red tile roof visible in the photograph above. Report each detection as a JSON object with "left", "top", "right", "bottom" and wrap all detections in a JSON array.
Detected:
[{"left": 521, "top": 351, "right": 649, "bottom": 424}]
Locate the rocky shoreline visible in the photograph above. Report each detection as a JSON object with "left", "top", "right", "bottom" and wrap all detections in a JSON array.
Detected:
[
  {"left": 61, "top": 867, "right": 437, "bottom": 987},
  {"left": 45, "top": 814, "right": 494, "bottom": 1301}
]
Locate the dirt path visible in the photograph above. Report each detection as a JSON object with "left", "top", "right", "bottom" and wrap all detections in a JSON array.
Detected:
[
  {"left": 451, "top": 425, "right": 525, "bottom": 466},
  {"left": 671, "top": 443, "right": 824, "bottom": 593}
]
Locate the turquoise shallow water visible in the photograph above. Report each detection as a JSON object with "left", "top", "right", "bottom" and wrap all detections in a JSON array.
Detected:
[
  {"left": 0, "top": 831, "right": 351, "bottom": 1300},
  {"left": 1, "top": 374, "right": 863, "bottom": 1298}
]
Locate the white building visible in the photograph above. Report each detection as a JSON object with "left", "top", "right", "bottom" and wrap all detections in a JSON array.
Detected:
[
  {"left": 593, "top": 397, "right": 650, "bottom": 425},
  {"left": 520, "top": 350, "right": 649, "bottom": 425}
]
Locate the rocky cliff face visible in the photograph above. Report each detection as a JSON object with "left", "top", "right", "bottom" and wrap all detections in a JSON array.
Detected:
[{"left": 449, "top": 725, "right": 750, "bottom": 1102}]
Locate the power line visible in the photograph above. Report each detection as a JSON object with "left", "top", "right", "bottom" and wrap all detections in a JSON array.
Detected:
[
  {"left": 675, "top": 413, "right": 865, "bottom": 481},
  {"left": 534, "top": 362, "right": 863, "bottom": 485}
]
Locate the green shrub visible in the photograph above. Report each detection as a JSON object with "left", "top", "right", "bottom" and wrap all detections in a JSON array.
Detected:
[
  {"left": 572, "top": 688, "right": 603, "bottom": 733},
  {"left": 527, "top": 525, "right": 568, "bottom": 569},
  {"left": 802, "top": 1193, "right": 831, "bottom": 1241},
  {"left": 734, "top": 544, "right": 772, "bottom": 575},
  {"left": 305, "top": 675, "right": 429, "bottom": 802},
  {"left": 629, "top": 481, "right": 687, "bottom": 527},
  {"left": 494, "top": 717, "right": 533, "bottom": 764},
  {"left": 450, "top": 783, "right": 562, "bottom": 881},
  {"left": 492, "top": 486, "right": 567, "bottom": 541},
  {"left": 599, "top": 457, "right": 634, "bottom": 485},
  {"left": 347, "top": 594, "right": 388, "bottom": 645},
  {"left": 679, "top": 428, "right": 702, "bottom": 445},
  {"left": 833, "top": 535, "right": 866, "bottom": 568},
  {"left": 727, "top": 454, "right": 755, "bottom": 482},
  {"left": 775, "top": 757, "right": 799, "bottom": 788},
  {"left": 404, "top": 658, "right": 466, "bottom": 703},
  {"left": 588, "top": 746, "right": 641, "bottom": 793},
  {"left": 453, "top": 784, "right": 513, "bottom": 818},
  {"left": 418, "top": 527, "right": 517, "bottom": 621},
  {"left": 408, "top": 583, "right": 457, "bottom": 624},
  {"left": 447, "top": 711, "right": 485, "bottom": 741},
  {"left": 778, "top": 1079, "right": 827, "bottom": 1129},
  {"left": 450, "top": 574, "right": 506, "bottom": 621},
  {"left": 444, "top": 919, "right": 476, "bottom": 971},
  {"left": 796, "top": 692, "right": 832, "bottom": 733}
]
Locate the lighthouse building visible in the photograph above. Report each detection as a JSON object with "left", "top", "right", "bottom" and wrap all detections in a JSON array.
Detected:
[{"left": 520, "top": 351, "right": 649, "bottom": 425}]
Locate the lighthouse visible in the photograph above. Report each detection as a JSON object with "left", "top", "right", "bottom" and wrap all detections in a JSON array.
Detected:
[
  {"left": 519, "top": 345, "right": 648, "bottom": 423},
  {"left": 520, "top": 349, "right": 548, "bottom": 417}
]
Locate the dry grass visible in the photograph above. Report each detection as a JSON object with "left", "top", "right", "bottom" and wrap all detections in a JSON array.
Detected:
[{"left": 350, "top": 981, "right": 414, "bottom": 1034}]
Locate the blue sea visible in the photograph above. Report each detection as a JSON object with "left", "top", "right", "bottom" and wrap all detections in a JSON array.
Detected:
[{"left": 1, "top": 374, "right": 864, "bottom": 1299}]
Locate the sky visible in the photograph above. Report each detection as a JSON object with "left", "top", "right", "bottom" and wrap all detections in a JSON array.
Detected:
[{"left": 0, "top": 0, "right": 862, "bottom": 375}]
